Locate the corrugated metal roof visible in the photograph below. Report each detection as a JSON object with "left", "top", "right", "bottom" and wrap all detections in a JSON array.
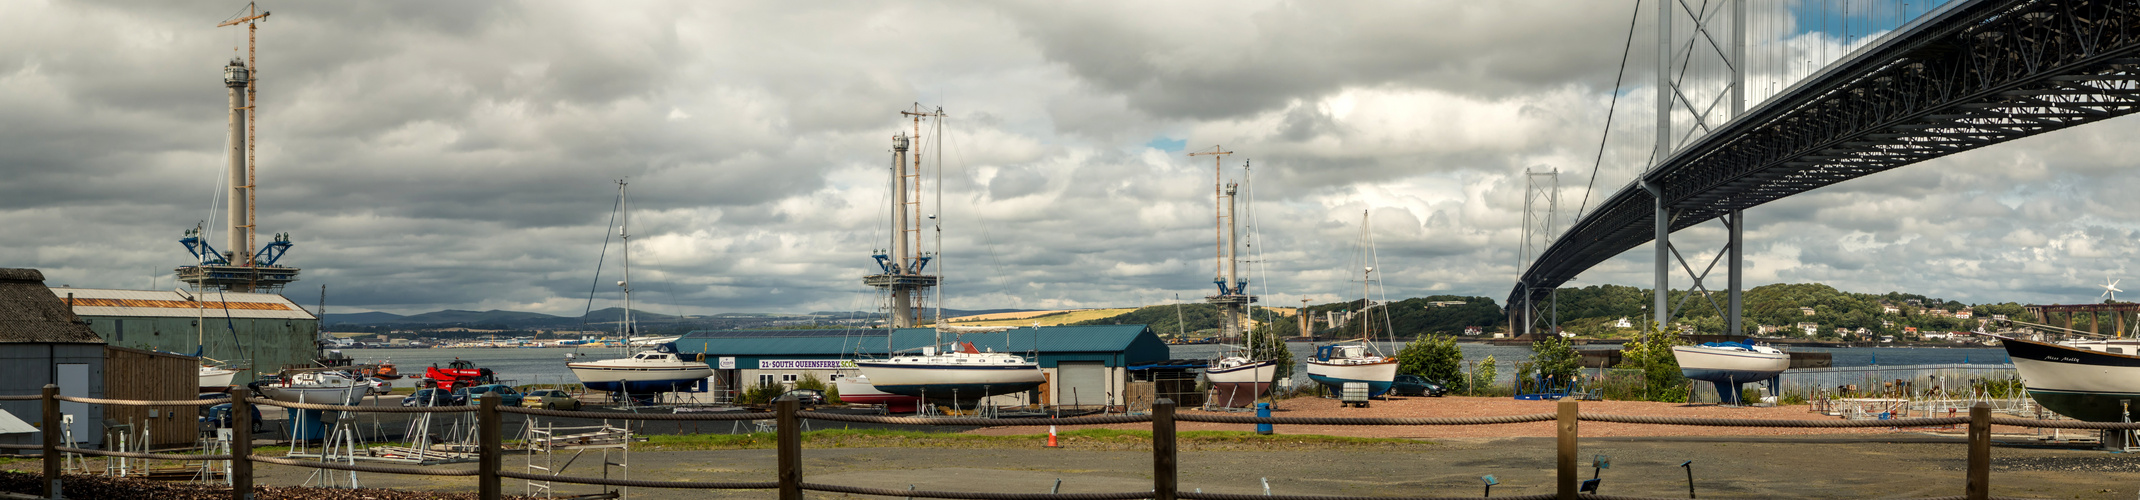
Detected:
[
  {"left": 676, "top": 325, "right": 1168, "bottom": 366},
  {"left": 52, "top": 288, "right": 316, "bottom": 320}
]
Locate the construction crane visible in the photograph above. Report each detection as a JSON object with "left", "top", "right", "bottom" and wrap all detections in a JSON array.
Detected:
[{"left": 218, "top": 4, "right": 267, "bottom": 267}]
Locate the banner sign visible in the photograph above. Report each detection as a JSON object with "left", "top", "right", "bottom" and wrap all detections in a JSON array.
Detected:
[
  {"left": 718, "top": 357, "right": 736, "bottom": 370},
  {"left": 756, "top": 359, "right": 857, "bottom": 370}
]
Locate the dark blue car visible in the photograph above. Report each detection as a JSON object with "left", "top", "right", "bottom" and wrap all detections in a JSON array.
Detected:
[
  {"left": 1392, "top": 375, "right": 1448, "bottom": 397},
  {"left": 401, "top": 388, "right": 460, "bottom": 407}
]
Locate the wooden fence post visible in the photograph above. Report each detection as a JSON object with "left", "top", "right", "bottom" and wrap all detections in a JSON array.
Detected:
[
  {"left": 1967, "top": 401, "right": 1990, "bottom": 500},
  {"left": 777, "top": 399, "right": 802, "bottom": 500},
  {"left": 479, "top": 397, "right": 501, "bottom": 500},
  {"left": 1558, "top": 399, "right": 1578, "bottom": 500},
  {"left": 231, "top": 394, "right": 254, "bottom": 500},
  {"left": 1154, "top": 398, "right": 1177, "bottom": 500},
  {"left": 40, "top": 384, "right": 58, "bottom": 499}
]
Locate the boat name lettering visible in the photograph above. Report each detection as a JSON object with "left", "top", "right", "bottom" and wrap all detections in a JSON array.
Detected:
[
  {"left": 2045, "top": 355, "right": 2081, "bottom": 363},
  {"left": 757, "top": 360, "right": 857, "bottom": 370}
]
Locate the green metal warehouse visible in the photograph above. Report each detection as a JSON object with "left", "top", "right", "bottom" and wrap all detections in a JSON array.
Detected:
[
  {"left": 672, "top": 325, "right": 1169, "bottom": 407},
  {"left": 56, "top": 287, "right": 318, "bottom": 385}
]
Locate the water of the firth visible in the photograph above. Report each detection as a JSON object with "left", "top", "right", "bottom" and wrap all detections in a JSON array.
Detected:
[{"left": 341, "top": 342, "right": 2010, "bottom": 386}]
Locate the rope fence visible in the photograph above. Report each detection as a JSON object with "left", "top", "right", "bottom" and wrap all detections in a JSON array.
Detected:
[{"left": 1, "top": 383, "right": 2102, "bottom": 500}]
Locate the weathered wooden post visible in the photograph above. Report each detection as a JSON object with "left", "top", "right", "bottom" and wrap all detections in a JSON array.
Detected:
[
  {"left": 1966, "top": 401, "right": 1990, "bottom": 500},
  {"left": 232, "top": 394, "right": 254, "bottom": 500},
  {"left": 778, "top": 399, "right": 802, "bottom": 500},
  {"left": 1153, "top": 398, "right": 1178, "bottom": 500},
  {"left": 1558, "top": 399, "right": 1578, "bottom": 500},
  {"left": 40, "top": 384, "right": 59, "bottom": 499},
  {"left": 480, "top": 397, "right": 501, "bottom": 500}
]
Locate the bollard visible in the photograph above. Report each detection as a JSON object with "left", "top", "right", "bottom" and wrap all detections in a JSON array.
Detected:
[
  {"left": 1153, "top": 398, "right": 1178, "bottom": 500},
  {"left": 1681, "top": 461, "right": 1695, "bottom": 498},
  {"left": 1966, "top": 401, "right": 1990, "bottom": 500},
  {"left": 231, "top": 394, "right": 254, "bottom": 500},
  {"left": 1557, "top": 399, "right": 1578, "bottom": 500},
  {"left": 777, "top": 399, "right": 802, "bottom": 500},
  {"left": 1255, "top": 403, "right": 1273, "bottom": 435},
  {"left": 479, "top": 397, "right": 501, "bottom": 500},
  {"left": 40, "top": 384, "right": 58, "bottom": 499}
]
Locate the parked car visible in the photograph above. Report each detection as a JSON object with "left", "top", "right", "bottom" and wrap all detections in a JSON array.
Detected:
[
  {"left": 521, "top": 389, "right": 581, "bottom": 410},
  {"left": 774, "top": 389, "right": 825, "bottom": 407},
  {"left": 196, "top": 393, "right": 261, "bottom": 433},
  {"left": 401, "top": 388, "right": 459, "bottom": 407},
  {"left": 462, "top": 384, "right": 525, "bottom": 406},
  {"left": 1392, "top": 375, "right": 1448, "bottom": 397}
]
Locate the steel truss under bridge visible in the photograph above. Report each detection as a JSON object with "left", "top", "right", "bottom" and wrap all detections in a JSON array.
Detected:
[{"left": 1512, "top": 0, "right": 2140, "bottom": 319}]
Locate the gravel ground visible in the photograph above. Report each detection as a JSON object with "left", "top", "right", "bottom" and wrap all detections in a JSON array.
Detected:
[
  {"left": 964, "top": 395, "right": 2027, "bottom": 439},
  {"left": 9, "top": 395, "right": 2135, "bottom": 499}
]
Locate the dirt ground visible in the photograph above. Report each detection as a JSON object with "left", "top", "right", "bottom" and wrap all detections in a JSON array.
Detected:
[
  {"left": 14, "top": 396, "right": 2139, "bottom": 499},
  {"left": 216, "top": 436, "right": 2139, "bottom": 499},
  {"left": 967, "top": 395, "right": 2032, "bottom": 439}
]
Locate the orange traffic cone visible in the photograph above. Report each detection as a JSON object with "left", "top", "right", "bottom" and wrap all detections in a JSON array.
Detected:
[{"left": 1045, "top": 425, "right": 1061, "bottom": 448}]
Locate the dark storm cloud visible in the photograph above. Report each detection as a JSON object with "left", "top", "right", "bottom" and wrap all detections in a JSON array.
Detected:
[{"left": 6, "top": 1, "right": 2140, "bottom": 316}]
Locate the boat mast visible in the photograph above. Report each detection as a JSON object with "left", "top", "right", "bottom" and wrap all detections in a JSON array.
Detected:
[
  {"left": 1360, "top": 210, "right": 1372, "bottom": 344},
  {"left": 619, "top": 180, "right": 633, "bottom": 353}
]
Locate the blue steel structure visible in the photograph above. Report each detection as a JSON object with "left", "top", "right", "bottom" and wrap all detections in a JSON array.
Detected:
[{"left": 1512, "top": 0, "right": 2140, "bottom": 330}]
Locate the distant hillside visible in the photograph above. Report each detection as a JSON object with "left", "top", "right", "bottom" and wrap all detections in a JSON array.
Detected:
[
  {"left": 394, "top": 309, "right": 567, "bottom": 325},
  {"left": 322, "top": 311, "right": 406, "bottom": 326}
]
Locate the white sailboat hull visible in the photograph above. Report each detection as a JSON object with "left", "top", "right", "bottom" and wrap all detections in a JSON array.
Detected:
[
  {"left": 1305, "top": 359, "right": 1398, "bottom": 397},
  {"left": 199, "top": 367, "right": 240, "bottom": 390},
  {"left": 854, "top": 361, "right": 1045, "bottom": 400},
  {"left": 1671, "top": 346, "right": 1789, "bottom": 383},
  {"left": 257, "top": 385, "right": 367, "bottom": 406}
]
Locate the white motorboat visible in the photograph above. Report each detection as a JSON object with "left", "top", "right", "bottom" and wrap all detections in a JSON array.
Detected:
[
  {"left": 568, "top": 347, "right": 714, "bottom": 394},
  {"left": 254, "top": 371, "right": 368, "bottom": 406},
  {"left": 1997, "top": 336, "right": 2140, "bottom": 422},
  {"left": 1672, "top": 342, "right": 1789, "bottom": 404},
  {"left": 199, "top": 366, "right": 242, "bottom": 391},
  {"left": 1206, "top": 356, "right": 1277, "bottom": 407}
]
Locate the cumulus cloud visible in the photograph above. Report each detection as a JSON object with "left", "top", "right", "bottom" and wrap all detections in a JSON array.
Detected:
[{"left": 4, "top": 0, "right": 2138, "bottom": 316}]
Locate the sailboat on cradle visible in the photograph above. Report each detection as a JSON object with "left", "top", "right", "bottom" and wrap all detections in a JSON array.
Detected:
[
  {"left": 851, "top": 106, "right": 1045, "bottom": 405},
  {"left": 1304, "top": 210, "right": 1399, "bottom": 398},
  {"left": 566, "top": 180, "right": 714, "bottom": 401}
]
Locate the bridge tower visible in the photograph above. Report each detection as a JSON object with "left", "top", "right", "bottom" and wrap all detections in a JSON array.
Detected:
[
  {"left": 178, "top": 5, "right": 299, "bottom": 294},
  {"left": 1647, "top": 0, "right": 1746, "bottom": 336},
  {"left": 864, "top": 106, "right": 943, "bottom": 327},
  {"left": 1518, "top": 169, "right": 1559, "bottom": 338},
  {"left": 1192, "top": 147, "right": 1256, "bottom": 341}
]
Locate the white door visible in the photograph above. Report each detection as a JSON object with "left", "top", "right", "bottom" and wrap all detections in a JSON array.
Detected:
[
  {"left": 57, "top": 363, "right": 88, "bottom": 445},
  {"left": 1056, "top": 361, "right": 1106, "bottom": 407}
]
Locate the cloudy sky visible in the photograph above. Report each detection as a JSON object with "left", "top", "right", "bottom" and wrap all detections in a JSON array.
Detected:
[{"left": 4, "top": 0, "right": 2135, "bottom": 316}]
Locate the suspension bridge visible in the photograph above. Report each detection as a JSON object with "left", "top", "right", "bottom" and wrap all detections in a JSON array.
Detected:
[{"left": 1509, "top": 0, "right": 2140, "bottom": 334}]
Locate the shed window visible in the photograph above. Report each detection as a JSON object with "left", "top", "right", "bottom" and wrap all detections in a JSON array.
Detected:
[
  {"left": 114, "top": 320, "right": 124, "bottom": 342},
  {"left": 781, "top": 374, "right": 797, "bottom": 383},
  {"left": 759, "top": 374, "right": 775, "bottom": 386}
]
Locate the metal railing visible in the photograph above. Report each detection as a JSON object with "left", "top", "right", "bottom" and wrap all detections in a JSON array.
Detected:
[{"left": 8, "top": 383, "right": 2127, "bottom": 500}]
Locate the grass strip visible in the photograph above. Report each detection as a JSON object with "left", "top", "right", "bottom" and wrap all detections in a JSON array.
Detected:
[{"left": 639, "top": 428, "right": 1430, "bottom": 452}]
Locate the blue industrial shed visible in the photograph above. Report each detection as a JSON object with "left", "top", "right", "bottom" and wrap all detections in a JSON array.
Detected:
[{"left": 673, "top": 324, "right": 1167, "bottom": 407}]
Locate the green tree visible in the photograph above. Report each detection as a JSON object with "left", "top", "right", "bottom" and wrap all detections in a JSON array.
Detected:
[
  {"left": 1395, "top": 335, "right": 1464, "bottom": 389},
  {"left": 1528, "top": 334, "right": 1582, "bottom": 390},
  {"left": 1245, "top": 318, "right": 1298, "bottom": 381},
  {"left": 1470, "top": 355, "right": 1499, "bottom": 394},
  {"left": 1617, "top": 322, "right": 1690, "bottom": 402}
]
